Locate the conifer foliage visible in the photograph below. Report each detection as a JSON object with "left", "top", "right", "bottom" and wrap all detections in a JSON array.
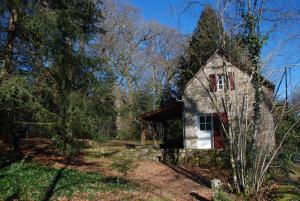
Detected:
[
  {"left": 176, "top": 5, "right": 250, "bottom": 94},
  {"left": 177, "top": 5, "right": 224, "bottom": 91},
  {"left": 0, "top": 0, "right": 112, "bottom": 154}
]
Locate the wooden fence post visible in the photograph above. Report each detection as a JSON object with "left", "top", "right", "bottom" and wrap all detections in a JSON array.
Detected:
[{"left": 141, "top": 123, "right": 146, "bottom": 145}]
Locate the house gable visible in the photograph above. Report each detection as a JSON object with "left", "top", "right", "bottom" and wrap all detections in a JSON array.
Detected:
[
  {"left": 182, "top": 51, "right": 275, "bottom": 149},
  {"left": 183, "top": 51, "right": 275, "bottom": 95},
  {"left": 183, "top": 52, "right": 224, "bottom": 94},
  {"left": 183, "top": 53, "right": 238, "bottom": 114}
]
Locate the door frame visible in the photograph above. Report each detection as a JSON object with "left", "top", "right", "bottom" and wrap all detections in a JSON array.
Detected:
[{"left": 197, "top": 113, "right": 214, "bottom": 149}]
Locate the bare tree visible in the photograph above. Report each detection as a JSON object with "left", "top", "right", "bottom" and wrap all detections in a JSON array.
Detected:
[
  {"left": 94, "top": 0, "right": 186, "bottom": 137},
  {"left": 171, "top": 0, "right": 300, "bottom": 198},
  {"left": 142, "top": 22, "right": 187, "bottom": 108}
]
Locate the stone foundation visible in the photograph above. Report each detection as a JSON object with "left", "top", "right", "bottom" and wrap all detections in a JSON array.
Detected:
[{"left": 115, "top": 147, "right": 228, "bottom": 167}]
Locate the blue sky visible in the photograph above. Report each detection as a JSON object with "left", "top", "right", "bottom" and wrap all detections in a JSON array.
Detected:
[{"left": 129, "top": 0, "right": 300, "bottom": 100}]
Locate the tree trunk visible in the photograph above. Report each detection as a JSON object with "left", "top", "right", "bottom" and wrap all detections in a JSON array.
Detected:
[
  {"left": 114, "top": 80, "right": 123, "bottom": 136},
  {"left": 10, "top": 129, "right": 20, "bottom": 154},
  {"left": 2, "top": 4, "right": 20, "bottom": 156},
  {"left": 3, "top": 5, "right": 18, "bottom": 74},
  {"left": 124, "top": 66, "right": 135, "bottom": 136},
  {"left": 5, "top": 115, "right": 21, "bottom": 156}
]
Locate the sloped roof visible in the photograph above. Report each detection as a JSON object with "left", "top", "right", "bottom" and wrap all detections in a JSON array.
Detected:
[
  {"left": 184, "top": 49, "right": 275, "bottom": 91},
  {"left": 139, "top": 102, "right": 182, "bottom": 122}
]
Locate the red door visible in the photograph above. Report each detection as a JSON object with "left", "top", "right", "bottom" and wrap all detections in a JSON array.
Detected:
[{"left": 213, "top": 113, "right": 227, "bottom": 149}]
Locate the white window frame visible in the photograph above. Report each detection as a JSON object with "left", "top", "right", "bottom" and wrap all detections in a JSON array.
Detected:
[
  {"left": 199, "top": 115, "right": 213, "bottom": 131},
  {"left": 217, "top": 74, "right": 224, "bottom": 90},
  {"left": 197, "top": 114, "right": 214, "bottom": 149}
]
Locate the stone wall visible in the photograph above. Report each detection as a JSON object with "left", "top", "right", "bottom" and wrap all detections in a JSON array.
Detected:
[
  {"left": 183, "top": 53, "right": 275, "bottom": 149},
  {"left": 116, "top": 147, "right": 228, "bottom": 167}
]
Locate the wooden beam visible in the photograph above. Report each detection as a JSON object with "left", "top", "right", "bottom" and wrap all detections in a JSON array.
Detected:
[{"left": 141, "top": 124, "right": 146, "bottom": 145}]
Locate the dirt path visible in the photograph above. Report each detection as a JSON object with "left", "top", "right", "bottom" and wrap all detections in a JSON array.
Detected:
[
  {"left": 1, "top": 139, "right": 214, "bottom": 201},
  {"left": 129, "top": 161, "right": 213, "bottom": 201}
]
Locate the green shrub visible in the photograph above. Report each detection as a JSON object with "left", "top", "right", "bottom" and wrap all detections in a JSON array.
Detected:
[
  {"left": 92, "top": 134, "right": 112, "bottom": 144},
  {"left": 51, "top": 135, "right": 88, "bottom": 156},
  {"left": 274, "top": 110, "right": 300, "bottom": 178},
  {"left": 111, "top": 157, "right": 136, "bottom": 177},
  {"left": 0, "top": 76, "right": 45, "bottom": 153},
  {"left": 213, "top": 187, "right": 232, "bottom": 201},
  {"left": 270, "top": 184, "right": 300, "bottom": 201}
]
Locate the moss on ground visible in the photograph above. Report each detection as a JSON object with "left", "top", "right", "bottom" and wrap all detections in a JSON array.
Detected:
[{"left": 0, "top": 162, "right": 137, "bottom": 201}]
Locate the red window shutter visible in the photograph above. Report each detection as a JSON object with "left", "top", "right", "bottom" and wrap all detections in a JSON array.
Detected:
[
  {"left": 228, "top": 72, "right": 235, "bottom": 90},
  {"left": 209, "top": 74, "right": 217, "bottom": 92},
  {"left": 213, "top": 113, "right": 225, "bottom": 149},
  {"left": 219, "top": 112, "right": 228, "bottom": 125}
]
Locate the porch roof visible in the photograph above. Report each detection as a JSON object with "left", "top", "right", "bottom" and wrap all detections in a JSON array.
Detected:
[{"left": 139, "top": 102, "right": 182, "bottom": 122}]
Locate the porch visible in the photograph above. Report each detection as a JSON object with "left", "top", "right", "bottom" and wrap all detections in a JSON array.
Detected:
[{"left": 139, "top": 102, "right": 183, "bottom": 148}]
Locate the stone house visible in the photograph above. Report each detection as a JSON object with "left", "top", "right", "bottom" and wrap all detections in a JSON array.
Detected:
[{"left": 139, "top": 51, "right": 275, "bottom": 149}]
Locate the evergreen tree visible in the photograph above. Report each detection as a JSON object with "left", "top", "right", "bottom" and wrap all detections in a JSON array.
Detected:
[
  {"left": 177, "top": 5, "right": 224, "bottom": 92},
  {"left": 34, "top": 0, "right": 106, "bottom": 152},
  {"left": 176, "top": 4, "right": 250, "bottom": 94},
  {"left": 189, "top": 5, "right": 224, "bottom": 69},
  {"left": 0, "top": 0, "right": 108, "bottom": 154},
  {"left": 0, "top": 0, "right": 48, "bottom": 155}
]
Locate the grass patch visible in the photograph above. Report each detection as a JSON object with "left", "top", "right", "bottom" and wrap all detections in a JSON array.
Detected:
[
  {"left": 270, "top": 184, "right": 300, "bottom": 201},
  {"left": 92, "top": 134, "right": 112, "bottom": 144},
  {"left": 0, "top": 162, "right": 137, "bottom": 200}
]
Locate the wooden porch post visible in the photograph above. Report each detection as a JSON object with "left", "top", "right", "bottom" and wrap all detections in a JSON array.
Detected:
[
  {"left": 141, "top": 123, "right": 146, "bottom": 145},
  {"left": 153, "top": 122, "right": 158, "bottom": 145},
  {"left": 161, "top": 121, "right": 166, "bottom": 142}
]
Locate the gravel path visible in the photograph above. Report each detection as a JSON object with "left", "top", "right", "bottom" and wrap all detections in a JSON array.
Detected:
[{"left": 130, "top": 160, "right": 213, "bottom": 201}]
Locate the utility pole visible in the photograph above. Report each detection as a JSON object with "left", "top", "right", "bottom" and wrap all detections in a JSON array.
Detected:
[
  {"left": 285, "top": 66, "right": 288, "bottom": 103},
  {"left": 273, "top": 63, "right": 300, "bottom": 102}
]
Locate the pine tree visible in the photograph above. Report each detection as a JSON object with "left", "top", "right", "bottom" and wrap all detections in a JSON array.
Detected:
[
  {"left": 176, "top": 4, "right": 250, "bottom": 94},
  {"left": 189, "top": 5, "right": 224, "bottom": 69},
  {"left": 0, "top": 0, "right": 47, "bottom": 155},
  {"left": 0, "top": 0, "right": 107, "bottom": 154},
  {"left": 34, "top": 0, "right": 106, "bottom": 152},
  {"left": 177, "top": 5, "right": 224, "bottom": 92}
]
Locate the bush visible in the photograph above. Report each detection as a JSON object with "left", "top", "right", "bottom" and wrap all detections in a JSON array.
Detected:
[
  {"left": 51, "top": 135, "right": 88, "bottom": 156},
  {"left": 269, "top": 184, "right": 300, "bottom": 201},
  {"left": 273, "top": 111, "right": 300, "bottom": 178},
  {"left": 0, "top": 76, "right": 43, "bottom": 153},
  {"left": 92, "top": 134, "right": 112, "bottom": 144},
  {"left": 110, "top": 157, "right": 136, "bottom": 177},
  {"left": 213, "top": 187, "right": 232, "bottom": 201}
]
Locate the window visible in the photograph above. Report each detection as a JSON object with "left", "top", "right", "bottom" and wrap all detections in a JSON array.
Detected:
[
  {"left": 209, "top": 73, "right": 235, "bottom": 92},
  {"left": 217, "top": 74, "right": 231, "bottom": 91},
  {"left": 217, "top": 74, "right": 224, "bottom": 90},
  {"left": 199, "top": 115, "right": 212, "bottom": 131}
]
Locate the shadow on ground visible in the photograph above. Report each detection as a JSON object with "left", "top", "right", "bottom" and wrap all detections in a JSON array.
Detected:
[
  {"left": 42, "top": 166, "right": 66, "bottom": 201},
  {"left": 163, "top": 163, "right": 211, "bottom": 188},
  {"left": 190, "top": 192, "right": 210, "bottom": 201}
]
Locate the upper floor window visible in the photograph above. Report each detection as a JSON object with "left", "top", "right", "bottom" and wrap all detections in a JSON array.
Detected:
[
  {"left": 217, "top": 74, "right": 224, "bottom": 90},
  {"left": 209, "top": 72, "right": 235, "bottom": 92}
]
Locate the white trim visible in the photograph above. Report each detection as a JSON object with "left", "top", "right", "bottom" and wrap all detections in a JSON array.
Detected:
[
  {"left": 197, "top": 113, "right": 213, "bottom": 149},
  {"left": 217, "top": 74, "right": 224, "bottom": 91}
]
